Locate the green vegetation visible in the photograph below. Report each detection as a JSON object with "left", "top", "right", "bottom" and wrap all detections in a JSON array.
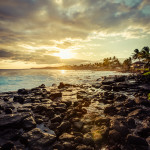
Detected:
[
  {"left": 148, "top": 93, "right": 150, "bottom": 100},
  {"left": 143, "top": 71, "right": 150, "bottom": 76}
]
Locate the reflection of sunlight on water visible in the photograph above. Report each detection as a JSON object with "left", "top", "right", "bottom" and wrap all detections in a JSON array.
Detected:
[{"left": 60, "top": 70, "right": 66, "bottom": 74}]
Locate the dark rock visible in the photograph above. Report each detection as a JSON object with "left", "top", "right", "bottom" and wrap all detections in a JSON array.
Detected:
[
  {"left": 53, "top": 142, "right": 64, "bottom": 150},
  {"left": 58, "top": 82, "right": 65, "bottom": 88},
  {"left": 95, "top": 117, "right": 110, "bottom": 126},
  {"left": 50, "top": 91, "right": 62, "bottom": 99},
  {"left": 102, "top": 77, "right": 115, "bottom": 85},
  {"left": 128, "top": 109, "right": 142, "bottom": 117},
  {"left": 108, "top": 129, "right": 121, "bottom": 143},
  {"left": 101, "top": 85, "right": 112, "bottom": 91},
  {"left": 73, "top": 121, "right": 84, "bottom": 130},
  {"left": 22, "top": 116, "right": 36, "bottom": 130},
  {"left": 5, "top": 108, "right": 13, "bottom": 114},
  {"left": 13, "top": 96, "right": 24, "bottom": 104},
  {"left": 51, "top": 115, "right": 62, "bottom": 123},
  {"left": 137, "top": 127, "right": 150, "bottom": 138},
  {"left": 39, "top": 84, "right": 46, "bottom": 88},
  {"left": 115, "top": 94, "right": 127, "bottom": 101},
  {"left": 62, "top": 141, "right": 74, "bottom": 149},
  {"left": 18, "top": 88, "right": 28, "bottom": 94},
  {"left": 21, "top": 128, "right": 56, "bottom": 149},
  {"left": 59, "top": 133, "right": 75, "bottom": 141},
  {"left": 127, "top": 118, "right": 136, "bottom": 129},
  {"left": 74, "top": 136, "right": 83, "bottom": 143},
  {"left": 83, "top": 133, "right": 94, "bottom": 146},
  {"left": 49, "top": 122, "right": 60, "bottom": 130},
  {"left": 104, "top": 105, "right": 117, "bottom": 116},
  {"left": 76, "top": 144, "right": 94, "bottom": 150},
  {"left": 0, "top": 113, "right": 30, "bottom": 129},
  {"left": 134, "top": 97, "right": 150, "bottom": 106},
  {"left": 1, "top": 141, "right": 14, "bottom": 150},
  {"left": 126, "top": 134, "right": 148, "bottom": 146},
  {"left": 57, "top": 121, "right": 71, "bottom": 133}
]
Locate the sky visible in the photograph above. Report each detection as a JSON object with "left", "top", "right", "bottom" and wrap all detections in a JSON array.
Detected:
[{"left": 0, "top": 0, "right": 150, "bottom": 69}]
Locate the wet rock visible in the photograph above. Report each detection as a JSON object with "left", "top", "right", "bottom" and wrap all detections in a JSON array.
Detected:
[
  {"left": 127, "top": 118, "right": 136, "bottom": 129},
  {"left": 108, "top": 129, "right": 121, "bottom": 143},
  {"left": 134, "top": 97, "right": 150, "bottom": 106},
  {"left": 83, "top": 133, "right": 94, "bottom": 146},
  {"left": 22, "top": 128, "right": 56, "bottom": 149},
  {"left": 137, "top": 127, "right": 150, "bottom": 138},
  {"left": 73, "top": 121, "right": 84, "bottom": 130},
  {"left": 104, "top": 105, "right": 117, "bottom": 116},
  {"left": 101, "top": 85, "right": 112, "bottom": 91},
  {"left": 124, "top": 99, "right": 136, "bottom": 108},
  {"left": 0, "top": 113, "right": 30, "bottom": 129},
  {"left": 50, "top": 91, "right": 62, "bottom": 100},
  {"left": 58, "top": 82, "right": 65, "bottom": 89},
  {"left": 18, "top": 88, "right": 28, "bottom": 94},
  {"left": 59, "top": 133, "right": 75, "bottom": 141},
  {"left": 95, "top": 117, "right": 110, "bottom": 126},
  {"left": 13, "top": 96, "right": 25, "bottom": 104},
  {"left": 17, "top": 107, "right": 31, "bottom": 112},
  {"left": 62, "top": 141, "right": 74, "bottom": 149},
  {"left": 1, "top": 141, "right": 14, "bottom": 150},
  {"left": 49, "top": 122, "right": 60, "bottom": 130},
  {"left": 115, "top": 94, "right": 127, "bottom": 101},
  {"left": 57, "top": 121, "right": 71, "bottom": 133},
  {"left": 92, "top": 83, "right": 101, "bottom": 88},
  {"left": 110, "top": 118, "right": 129, "bottom": 137},
  {"left": 51, "top": 115, "right": 62, "bottom": 123},
  {"left": 5, "top": 108, "right": 13, "bottom": 114},
  {"left": 22, "top": 116, "right": 36, "bottom": 130},
  {"left": 53, "top": 142, "right": 64, "bottom": 150},
  {"left": 126, "top": 134, "right": 148, "bottom": 146},
  {"left": 0, "top": 129, "right": 20, "bottom": 143},
  {"left": 102, "top": 77, "right": 115, "bottom": 85},
  {"left": 76, "top": 144, "right": 94, "bottom": 150},
  {"left": 39, "top": 84, "right": 46, "bottom": 88},
  {"left": 74, "top": 136, "right": 83, "bottom": 143},
  {"left": 128, "top": 109, "right": 142, "bottom": 117},
  {"left": 91, "top": 125, "right": 109, "bottom": 144}
]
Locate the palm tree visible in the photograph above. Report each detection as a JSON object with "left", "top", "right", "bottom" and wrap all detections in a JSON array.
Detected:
[
  {"left": 132, "top": 49, "right": 141, "bottom": 61},
  {"left": 123, "top": 57, "right": 132, "bottom": 71},
  {"left": 141, "top": 46, "right": 150, "bottom": 68}
]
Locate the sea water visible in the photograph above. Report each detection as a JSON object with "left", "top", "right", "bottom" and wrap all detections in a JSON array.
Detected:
[{"left": 0, "top": 69, "right": 130, "bottom": 92}]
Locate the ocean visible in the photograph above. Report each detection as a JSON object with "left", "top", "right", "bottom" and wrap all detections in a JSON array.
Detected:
[{"left": 0, "top": 69, "right": 130, "bottom": 92}]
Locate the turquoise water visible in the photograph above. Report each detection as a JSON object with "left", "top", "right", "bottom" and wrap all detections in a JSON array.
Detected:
[{"left": 0, "top": 69, "right": 130, "bottom": 92}]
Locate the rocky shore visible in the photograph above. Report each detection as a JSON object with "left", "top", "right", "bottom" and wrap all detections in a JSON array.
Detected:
[{"left": 0, "top": 74, "right": 150, "bottom": 150}]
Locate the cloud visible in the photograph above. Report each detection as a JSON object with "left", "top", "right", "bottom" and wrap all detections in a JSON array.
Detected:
[
  {"left": 0, "top": 0, "right": 150, "bottom": 68},
  {"left": 0, "top": 48, "right": 88, "bottom": 65}
]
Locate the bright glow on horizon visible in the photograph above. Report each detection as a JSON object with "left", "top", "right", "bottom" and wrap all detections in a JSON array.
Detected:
[
  {"left": 60, "top": 70, "right": 66, "bottom": 74},
  {"left": 53, "top": 50, "right": 74, "bottom": 59}
]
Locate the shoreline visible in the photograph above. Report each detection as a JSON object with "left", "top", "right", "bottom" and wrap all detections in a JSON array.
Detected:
[{"left": 0, "top": 74, "right": 150, "bottom": 149}]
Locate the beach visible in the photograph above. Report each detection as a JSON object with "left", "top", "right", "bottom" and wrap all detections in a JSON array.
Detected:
[{"left": 0, "top": 74, "right": 150, "bottom": 150}]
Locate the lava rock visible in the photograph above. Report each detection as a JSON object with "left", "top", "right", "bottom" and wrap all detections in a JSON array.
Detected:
[{"left": 22, "top": 128, "right": 56, "bottom": 149}]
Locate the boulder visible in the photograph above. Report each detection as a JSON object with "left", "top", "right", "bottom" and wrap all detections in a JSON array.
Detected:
[
  {"left": 76, "top": 144, "right": 94, "bottom": 150},
  {"left": 59, "top": 133, "right": 75, "bottom": 141},
  {"left": 73, "top": 121, "right": 84, "bottom": 130},
  {"left": 104, "top": 105, "right": 117, "bottom": 116},
  {"left": 22, "top": 116, "right": 36, "bottom": 130},
  {"left": 18, "top": 88, "right": 28, "bottom": 94},
  {"left": 126, "top": 134, "right": 148, "bottom": 146},
  {"left": 0, "top": 113, "right": 30, "bottom": 129},
  {"left": 57, "top": 121, "right": 71, "bottom": 132},
  {"left": 22, "top": 128, "right": 56, "bottom": 149},
  {"left": 13, "top": 96, "right": 25, "bottom": 104}
]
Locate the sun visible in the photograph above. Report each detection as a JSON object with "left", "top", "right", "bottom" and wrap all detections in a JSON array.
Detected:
[{"left": 54, "top": 50, "right": 73, "bottom": 59}]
